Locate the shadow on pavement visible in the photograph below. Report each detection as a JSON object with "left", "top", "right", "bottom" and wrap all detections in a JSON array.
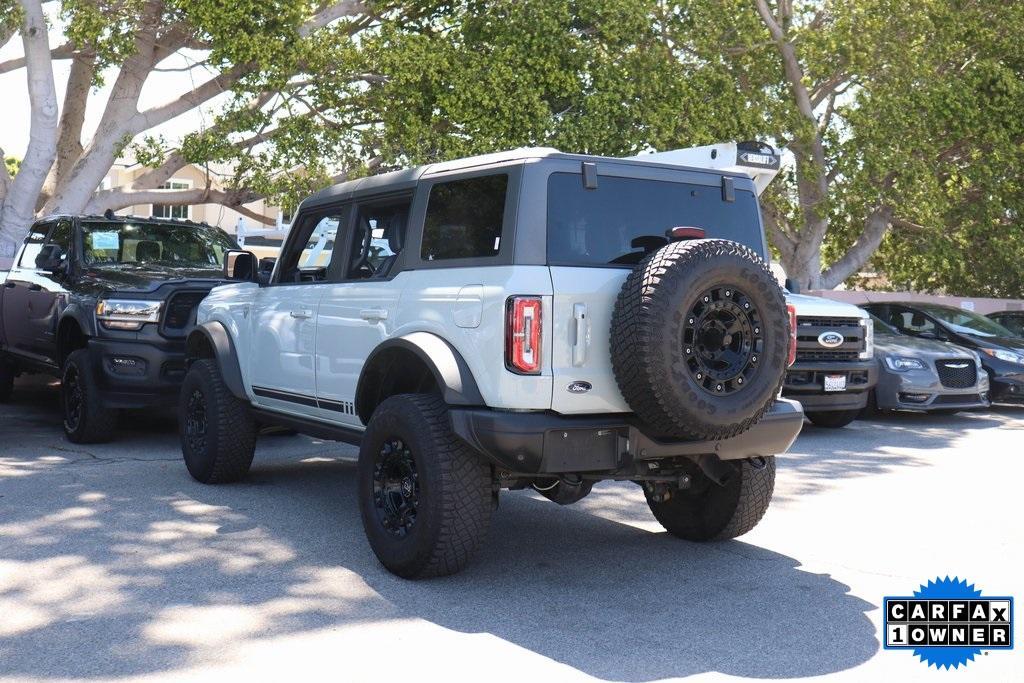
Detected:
[{"left": 0, "top": 439, "right": 879, "bottom": 681}]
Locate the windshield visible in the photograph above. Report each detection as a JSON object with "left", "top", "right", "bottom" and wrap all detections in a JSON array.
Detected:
[
  {"left": 917, "top": 304, "right": 1015, "bottom": 338},
  {"left": 867, "top": 312, "right": 901, "bottom": 336},
  {"left": 81, "top": 221, "right": 237, "bottom": 269},
  {"left": 546, "top": 173, "right": 767, "bottom": 266}
]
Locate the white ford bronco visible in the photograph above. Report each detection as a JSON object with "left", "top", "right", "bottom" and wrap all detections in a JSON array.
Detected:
[{"left": 179, "top": 143, "right": 805, "bottom": 578}]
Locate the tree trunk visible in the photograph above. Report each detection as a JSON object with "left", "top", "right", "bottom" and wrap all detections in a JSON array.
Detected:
[
  {"left": 39, "top": 52, "right": 96, "bottom": 209},
  {"left": 0, "top": 0, "right": 58, "bottom": 261}
]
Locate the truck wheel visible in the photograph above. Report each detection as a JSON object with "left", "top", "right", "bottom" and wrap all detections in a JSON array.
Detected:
[
  {"left": 611, "top": 239, "right": 789, "bottom": 439},
  {"left": 358, "top": 394, "right": 492, "bottom": 579},
  {"left": 0, "top": 358, "right": 14, "bottom": 403},
  {"left": 646, "top": 456, "right": 775, "bottom": 541},
  {"left": 805, "top": 409, "right": 861, "bottom": 428},
  {"left": 179, "top": 359, "right": 257, "bottom": 483},
  {"left": 62, "top": 349, "right": 118, "bottom": 443}
]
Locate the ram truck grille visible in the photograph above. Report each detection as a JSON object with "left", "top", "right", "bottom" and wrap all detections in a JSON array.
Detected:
[{"left": 160, "top": 291, "right": 208, "bottom": 337}]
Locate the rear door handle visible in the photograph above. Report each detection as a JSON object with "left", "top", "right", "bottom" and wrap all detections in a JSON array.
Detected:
[
  {"left": 360, "top": 308, "right": 388, "bottom": 322},
  {"left": 3, "top": 281, "right": 15, "bottom": 288},
  {"left": 28, "top": 283, "right": 42, "bottom": 292},
  {"left": 571, "top": 303, "right": 588, "bottom": 366},
  {"left": 289, "top": 309, "right": 313, "bottom": 319}
]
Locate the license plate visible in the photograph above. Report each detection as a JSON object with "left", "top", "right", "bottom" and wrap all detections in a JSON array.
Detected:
[{"left": 824, "top": 374, "right": 847, "bottom": 392}]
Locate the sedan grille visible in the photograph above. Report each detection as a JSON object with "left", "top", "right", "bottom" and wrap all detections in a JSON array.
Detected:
[{"left": 935, "top": 359, "right": 977, "bottom": 389}]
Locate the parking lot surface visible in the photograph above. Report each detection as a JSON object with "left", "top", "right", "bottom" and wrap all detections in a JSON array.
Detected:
[{"left": 1, "top": 376, "right": 1021, "bottom": 682}]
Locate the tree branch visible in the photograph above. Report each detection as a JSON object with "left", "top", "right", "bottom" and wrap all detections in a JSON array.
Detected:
[
  {"left": 40, "top": 51, "right": 96, "bottom": 207},
  {"left": 820, "top": 205, "right": 894, "bottom": 288},
  {"left": 0, "top": 41, "right": 75, "bottom": 74},
  {"left": 0, "top": 146, "right": 11, "bottom": 201},
  {"left": 130, "top": 65, "right": 248, "bottom": 134}
]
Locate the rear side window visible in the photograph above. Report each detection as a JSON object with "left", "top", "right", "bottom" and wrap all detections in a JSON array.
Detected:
[
  {"left": 421, "top": 174, "right": 508, "bottom": 261},
  {"left": 546, "top": 173, "right": 766, "bottom": 266}
]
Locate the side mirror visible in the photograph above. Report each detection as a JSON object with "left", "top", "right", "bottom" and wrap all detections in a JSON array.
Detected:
[
  {"left": 35, "top": 244, "right": 66, "bottom": 273},
  {"left": 784, "top": 278, "right": 801, "bottom": 294},
  {"left": 224, "top": 250, "right": 259, "bottom": 282}
]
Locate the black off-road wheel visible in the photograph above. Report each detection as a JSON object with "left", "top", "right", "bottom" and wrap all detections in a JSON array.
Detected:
[
  {"left": 646, "top": 457, "right": 776, "bottom": 541},
  {"left": 0, "top": 357, "right": 14, "bottom": 403},
  {"left": 358, "top": 394, "right": 492, "bottom": 579},
  {"left": 179, "top": 359, "right": 257, "bottom": 483},
  {"left": 62, "top": 349, "right": 118, "bottom": 443},
  {"left": 611, "top": 238, "right": 789, "bottom": 439},
  {"left": 805, "top": 408, "right": 861, "bottom": 429}
]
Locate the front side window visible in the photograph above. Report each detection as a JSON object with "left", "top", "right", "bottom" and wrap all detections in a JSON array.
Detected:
[
  {"left": 348, "top": 202, "right": 409, "bottom": 279},
  {"left": 546, "top": 173, "right": 766, "bottom": 266},
  {"left": 81, "top": 221, "right": 237, "bottom": 270},
  {"left": 152, "top": 181, "right": 191, "bottom": 219},
  {"left": 18, "top": 223, "right": 52, "bottom": 268},
  {"left": 421, "top": 174, "right": 508, "bottom": 261},
  {"left": 275, "top": 211, "right": 346, "bottom": 283}
]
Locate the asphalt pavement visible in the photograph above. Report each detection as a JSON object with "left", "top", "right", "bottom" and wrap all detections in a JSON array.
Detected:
[{"left": 0, "top": 375, "right": 1021, "bottom": 682}]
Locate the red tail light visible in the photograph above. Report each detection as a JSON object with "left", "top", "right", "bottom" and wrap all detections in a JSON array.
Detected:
[
  {"left": 787, "top": 304, "right": 798, "bottom": 367},
  {"left": 506, "top": 296, "right": 542, "bottom": 374}
]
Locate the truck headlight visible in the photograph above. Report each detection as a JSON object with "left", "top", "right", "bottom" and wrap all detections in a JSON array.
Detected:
[
  {"left": 96, "top": 299, "right": 162, "bottom": 331},
  {"left": 980, "top": 348, "right": 1024, "bottom": 365},
  {"left": 859, "top": 317, "right": 874, "bottom": 360},
  {"left": 884, "top": 356, "right": 927, "bottom": 372}
]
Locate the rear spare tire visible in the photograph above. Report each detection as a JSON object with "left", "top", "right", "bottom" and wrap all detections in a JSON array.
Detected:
[{"left": 611, "top": 238, "right": 788, "bottom": 439}]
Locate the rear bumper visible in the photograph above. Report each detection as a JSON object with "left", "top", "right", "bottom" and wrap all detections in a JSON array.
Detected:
[
  {"left": 87, "top": 338, "right": 187, "bottom": 409},
  {"left": 782, "top": 359, "right": 876, "bottom": 411},
  {"left": 449, "top": 398, "right": 805, "bottom": 475}
]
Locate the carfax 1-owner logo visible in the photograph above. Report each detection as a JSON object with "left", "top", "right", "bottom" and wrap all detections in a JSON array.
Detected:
[{"left": 884, "top": 577, "right": 1014, "bottom": 669}]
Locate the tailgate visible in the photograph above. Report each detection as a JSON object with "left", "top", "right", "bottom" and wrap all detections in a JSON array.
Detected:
[{"left": 548, "top": 266, "right": 631, "bottom": 414}]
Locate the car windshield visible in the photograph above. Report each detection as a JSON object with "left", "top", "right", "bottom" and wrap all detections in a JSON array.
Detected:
[
  {"left": 917, "top": 304, "right": 1014, "bottom": 338},
  {"left": 867, "top": 312, "right": 901, "bottom": 336},
  {"left": 81, "top": 221, "right": 237, "bottom": 269}
]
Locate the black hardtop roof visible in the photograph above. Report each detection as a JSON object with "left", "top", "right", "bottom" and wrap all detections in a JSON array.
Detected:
[{"left": 299, "top": 147, "right": 758, "bottom": 212}]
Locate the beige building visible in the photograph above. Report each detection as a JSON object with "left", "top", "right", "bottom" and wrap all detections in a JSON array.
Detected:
[{"left": 102, "top": 162, "right": 290, "bottom": 238}]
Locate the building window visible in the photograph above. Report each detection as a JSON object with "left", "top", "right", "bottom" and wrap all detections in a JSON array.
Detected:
[{"left": 152, "top": 180, "right": 191, "bottom": 219}]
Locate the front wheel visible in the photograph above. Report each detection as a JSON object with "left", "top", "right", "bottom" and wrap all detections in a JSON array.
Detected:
[
  {"left": 62, "top": 349, "right": 118, "bottom": 443},
  {"left": 0, "top": 358, "right": 14, "bottom": 403},
  {"left": 357, "top": 394, "right": 492, "bottom": 579},
  {"left": 179, "top": 359, "right": 257, "bottom": 483},
  {"left": 805, "top": 408, "right": 861, "bottom": 429},
  {"left": 646, "top": 457, "right": 776, "bottom": 541}
]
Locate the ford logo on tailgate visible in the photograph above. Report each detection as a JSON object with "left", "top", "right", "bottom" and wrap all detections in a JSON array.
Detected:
[{"left": 818, "top": 331, "right": 844, "bottom": 348}]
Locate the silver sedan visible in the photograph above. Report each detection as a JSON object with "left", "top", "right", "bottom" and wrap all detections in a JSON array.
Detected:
[{"left": 865, "top": 313, "right": 990, "bottom": 412}]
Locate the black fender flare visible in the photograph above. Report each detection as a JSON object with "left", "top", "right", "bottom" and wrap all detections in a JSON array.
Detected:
[
  {"left": 185, "top": 321, "right": 247, "bottom": 400},
  {"left": 55, "top": 306, "right": 97, "bottom": 366},
  {"left": 356, "top": 332, "right": 484, "bottom": 419}
]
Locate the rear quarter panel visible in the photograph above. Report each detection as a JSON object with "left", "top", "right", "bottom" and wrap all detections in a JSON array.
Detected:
[{"left": 390, "top": 265, "right": 553, "bottom": 410}]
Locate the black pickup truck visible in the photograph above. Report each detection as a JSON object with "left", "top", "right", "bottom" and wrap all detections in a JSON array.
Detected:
[{"left": 0, "top": 214, "right": 238, "bottom": 443}]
